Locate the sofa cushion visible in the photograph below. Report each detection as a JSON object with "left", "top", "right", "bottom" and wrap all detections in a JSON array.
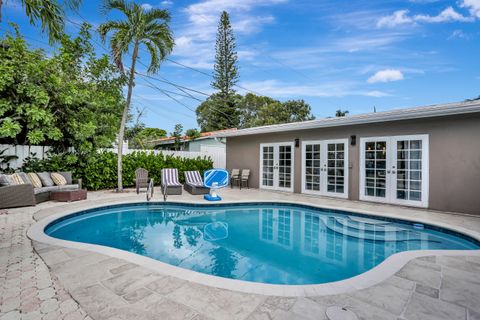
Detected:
[
  {"left": 33, "top": 186, "right": 59, "bottom": 195},
  {"left": 11, "top": 173, "right": 25, "bottom": 185},
  {"left": 17, "top": 172, "right": 32, "bottom": 184},
  {"left": 0, "top": 174, "right": 15, "bottom": 186},
  {"left": 37, "top": 172, "right": 54, "bottom": 187},
  {"left": 51, "top": 172, "right": 67, "bottom": 186},
  {"left": 28, "top": 173, "right": 42, "bottom": 188}
]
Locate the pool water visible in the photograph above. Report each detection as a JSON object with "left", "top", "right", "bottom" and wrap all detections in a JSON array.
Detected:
[{"left": 45, "top": 203, "right": 479, "bottom": 285}]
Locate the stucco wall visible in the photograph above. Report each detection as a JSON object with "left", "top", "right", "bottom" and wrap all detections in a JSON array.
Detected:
[{"left": 226, "top": 113, "right": 480, "bottom": 215}]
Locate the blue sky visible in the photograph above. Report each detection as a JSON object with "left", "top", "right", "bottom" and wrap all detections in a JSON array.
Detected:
[{"left": 2, "top": 0, "right": 480, "bottom": 133}]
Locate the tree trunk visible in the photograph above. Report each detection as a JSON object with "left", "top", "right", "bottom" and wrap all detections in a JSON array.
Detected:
[{"left": 117, "top": 42, "right": 139, "bottom": 192}]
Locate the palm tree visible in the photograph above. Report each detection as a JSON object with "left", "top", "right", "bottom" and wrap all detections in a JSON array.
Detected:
[
  {"left": 335, "top": 109, "right": 349, "bottom": 117},
  {"left": 98, "top": 0, "right": 174, "bottom": 192},
  {"left": 0, "top": 0, "right": 82, "bottom": 43}
]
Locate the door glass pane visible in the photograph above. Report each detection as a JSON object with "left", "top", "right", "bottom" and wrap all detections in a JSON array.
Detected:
[
  {"left": 326, "top": 143, "right": 346, "bottom": 194},
  {"left": 278, "top": 145, "right": 292, "bottom": 188},
  {"left": 262, "top": 146, "right": 274, "bottom": 187},
  {"left": 396, "top": 139, "right": 422, "bottom": 202},
  {"left": 364, "top": 140, "right": 387, "bottom": 198},
  {"left": 304, "top": 144, "right": 320, "bottom": 191}
]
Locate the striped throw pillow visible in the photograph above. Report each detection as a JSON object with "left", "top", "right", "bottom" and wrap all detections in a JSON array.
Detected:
[
  {"left": 17, "top": 172, "right": 32, "bottom": 184},
  {"left": 51, "top": 172, "right": 67, "bottom": 186},
  {"left": 10, "top": 173, "right": 25, "bottom": 185},
  {"left": 0, "top": 174, "right": 14, "bottom": 186},
  {"left": 28, "top": 173, "right": 42, "bottom": 188}
]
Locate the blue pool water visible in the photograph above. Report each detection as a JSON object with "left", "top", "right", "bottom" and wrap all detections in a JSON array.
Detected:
[{"left": 45, "top": 203, "right": 479, "bottom": 285}]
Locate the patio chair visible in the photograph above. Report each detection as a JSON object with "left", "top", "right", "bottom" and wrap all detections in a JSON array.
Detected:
[
  {"left": 240, "top": 169, "right": 250, "bottom": 189},
  {"left": 230, "top": 169, "right": 240, "bottom": 188},
  {"left": 134, "top": 168, "right": 150, "bottom": 194},
  {"left": 184, "top": 171, "right": 210, "bottom": 195},
  {"left": 161, "top": 168, "right": 182, "bottom": 195}
]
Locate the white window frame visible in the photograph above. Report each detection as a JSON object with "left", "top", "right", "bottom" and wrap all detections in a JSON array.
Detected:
[
  {"left": 301, "top": 139, "right": 349, "bottom": 199},
  {"left": 259, "top": 142, "right": 295, "bottom": 192},
  {"left": 359, "top": 134, "right": 429, "bottom": 208}
]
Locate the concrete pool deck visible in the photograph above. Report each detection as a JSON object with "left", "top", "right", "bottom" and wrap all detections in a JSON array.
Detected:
[{"left": 2, "top": 188, "right": 480, "bottom": 319}]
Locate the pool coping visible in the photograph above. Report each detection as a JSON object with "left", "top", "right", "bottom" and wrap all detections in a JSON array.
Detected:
[{"left": 27, "top": 199, "right": 480, "bottom": 297}]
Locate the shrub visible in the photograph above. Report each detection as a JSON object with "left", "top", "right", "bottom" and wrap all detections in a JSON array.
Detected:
[{"left": 22, "top": 151, "right": 213, "bottom": 190}]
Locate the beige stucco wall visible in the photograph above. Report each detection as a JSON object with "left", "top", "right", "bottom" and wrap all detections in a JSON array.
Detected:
[{"left": 226, "top": 113, "right": 480, "bottom": 215}]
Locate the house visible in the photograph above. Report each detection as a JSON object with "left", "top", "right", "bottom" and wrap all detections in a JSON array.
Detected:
[
  {"left": 152, "top": 128, "right": 236, "bottom": 152},
  {"left": 217, "top": 100, "right": 480, "bottom": 215}
]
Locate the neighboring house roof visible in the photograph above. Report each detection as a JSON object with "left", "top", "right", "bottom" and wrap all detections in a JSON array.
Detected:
[
  {"left": 151, "top": 128, "right": 237, "bottom": 146},
  {"left": 215, "top": 100, "right": 480, "bottom": 138}
]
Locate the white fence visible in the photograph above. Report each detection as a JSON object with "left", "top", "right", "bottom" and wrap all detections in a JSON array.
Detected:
[
  {"left": 0, "top": 144, "right": 54, "bottom": 170},
  {"left": 0, "top": 144, "right": 226, "bottom": 169}
]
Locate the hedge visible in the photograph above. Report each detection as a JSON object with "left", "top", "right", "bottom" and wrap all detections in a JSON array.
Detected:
[{"left": 22, "top": 151, "right": 213, "bottom": 190}]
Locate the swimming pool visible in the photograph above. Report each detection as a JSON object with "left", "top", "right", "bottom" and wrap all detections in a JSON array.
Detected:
[{"left": 45, "top": 202, "right": 479, "bottom": 285}]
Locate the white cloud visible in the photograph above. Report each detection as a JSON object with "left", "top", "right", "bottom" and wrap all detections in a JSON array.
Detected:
[
  {"left": 415, "top": 7, "right": 473, "bottom": 22},
  {"left": 172, "top": 0, "right": 285, "bottom": 69},
  {"left": 161, "top": 0, "right": 173, "bottom": 5},
  {"left": 367, "top": 69, "right": 404, "bottom": 83},
  {"left": 377, "top": 10, "right": 413, "bottom": 28},
  {"left": 377, "top": 6, "right": 474, "bottom": 28},
  {"left": 460, "top": 0, "right": 480, "bottom": 18},
  {"left": 448, "top": 29, "right": 470, "bottom": 39},
  {"left": 238, "top": 79, "right": 390, "bottom": 98},
  {"left": 141, "top": 3, "right": 153, "bottom": 10}
]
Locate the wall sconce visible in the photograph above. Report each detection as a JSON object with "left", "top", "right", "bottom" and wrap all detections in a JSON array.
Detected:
[
  {"left": 350, "top": 135, "right": 356, "bottom": 146},
  {"left": 295, "top": 138, "right": 300, "bottom": 148}
]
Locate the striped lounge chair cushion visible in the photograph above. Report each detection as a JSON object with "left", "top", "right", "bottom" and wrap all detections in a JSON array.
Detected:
[
  {"left": 184, "top": 171, "right": 204, "bottom": 187},
  {"left": 161, "top": 168, "right": 182, "bottom": 187}
]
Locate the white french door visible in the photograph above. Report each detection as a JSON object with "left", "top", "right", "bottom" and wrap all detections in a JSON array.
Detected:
[
  {"left": 301, "top": 139, "right": 349, "bottom": 198},
  {"left": 259, "top": 142, "right": 294, "bottom": 192},
  {"left": 360, "top": 135, "right": 429, "bottom": 207}
]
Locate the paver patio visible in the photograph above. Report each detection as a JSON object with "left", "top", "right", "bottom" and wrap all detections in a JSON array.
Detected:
[{"left": 1, "top": 188, "right": 480, "bottom": 320}]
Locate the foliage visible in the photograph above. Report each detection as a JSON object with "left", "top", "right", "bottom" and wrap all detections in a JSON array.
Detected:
[
  {"left": 212, "top": 11, "right": 239, "bottom": 98},
  {"left": 196, "top": 93, "right": 315, "bottom": 130},
  {"left": 98, "top": 0, "right": 174, "bottom": 191},
  {"left": 0, "top": 0, "right": 82, "bottom": 43},
  {"left": 0, "top": 24, "right": 126, "bottom": 153},
  {"left": 171, "top": 124, "right": 183, "bottom": 150},
  {"left": 196, "top": 93, "right": 241, "bottom": 132},
  {"left": 198, "top": 11, "right": 240, "bottom": 132},
  {"left": 185, "top": 128, "right": 201, "bottom": 140},
  {"left": 127, "top": 127, "right": 167, "bottom": 149},
  {"left": 22, "top": 151, "right": 213, "bottom": 190},
  {"left": 335, "top": 109, "right": 349, "bottom": 117},
  {"left": 0, "top": 148, "right": 18, "bottom": 173}
]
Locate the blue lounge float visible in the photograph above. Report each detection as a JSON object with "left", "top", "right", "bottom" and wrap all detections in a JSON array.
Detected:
[{"left": 203, "top": 169, "right": 229, "bottom": 201}]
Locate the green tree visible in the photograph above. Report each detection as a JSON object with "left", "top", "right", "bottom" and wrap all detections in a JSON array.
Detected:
[
  {"left": 237, "top": 94, "right": 315, "bottom": 127},
  {"left": 185, "top": 128, "right": 201, "bottom": 140},
  {"left": 0, "top": 0, "right": 82, "bottom": 43},
  {"left": 335, "top": 109, "right": 349, "bottom": 117},
  {"left": 98, "top": 0, "right": 174, "bottom": 191},
  {"left": 196, "top": 11, "right": 239, "bottom": 132},
  {"left": 129, "top": 127, "right": 167, "bottom": 149},
  {"left": 0, "top": 24, "right": 125, "bottom": 153},
  {"left": 171, "top": 123, "right": 183, "bottom": 151}
]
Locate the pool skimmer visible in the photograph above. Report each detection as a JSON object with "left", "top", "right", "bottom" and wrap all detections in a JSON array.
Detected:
[{"left": 325, "top": 306, "right": 358, "bottom": 320}]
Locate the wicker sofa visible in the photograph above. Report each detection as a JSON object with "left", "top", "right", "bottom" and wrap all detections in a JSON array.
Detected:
[{"left": 0, "top": 172, "right": 82, "bottom": 209}]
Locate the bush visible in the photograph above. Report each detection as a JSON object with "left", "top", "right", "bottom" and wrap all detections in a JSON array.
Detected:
[{"left": 22, "top": 151, "right": 213, "bottom": 190}]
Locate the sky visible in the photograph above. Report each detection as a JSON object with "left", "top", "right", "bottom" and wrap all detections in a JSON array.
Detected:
[{"left": 2, "top": 0, "right": 480, "bottom": 133}]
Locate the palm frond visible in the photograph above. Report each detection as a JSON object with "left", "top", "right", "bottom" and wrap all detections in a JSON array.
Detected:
[
  {"left": 141, "top": 39, "right": 160, "bottom": 73},
  {"left": 143, "top": 8, "right": 171, "bottom": 23}
]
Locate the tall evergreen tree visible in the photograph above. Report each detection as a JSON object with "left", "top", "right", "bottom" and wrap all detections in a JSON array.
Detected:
[
  {"left": 212, "top": 11, "right": 239, "bottom": 99},
  {"left": 196, "top": 11, "right": 239, "bottom": 131}
]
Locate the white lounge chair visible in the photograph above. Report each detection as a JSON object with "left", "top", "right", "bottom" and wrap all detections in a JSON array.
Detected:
[{"left": 184, "top": 171, "right": 209, "bottom": 195}]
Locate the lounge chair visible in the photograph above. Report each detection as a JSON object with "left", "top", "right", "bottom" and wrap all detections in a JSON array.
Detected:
[
  {"left": 134, "top": 168, "right": 150, "bottom": 194},
  {"left": 161, "top": 168, "right": 182, "bottom": 195},
  {"left": 230, "top": 169, "right": 240, "bottom": 188},
  {"left": 240, "top": 169, "right": 250, "bottom": 189},
  {"left": 184, "top": 171, "right": 210, "bottom": 195}
]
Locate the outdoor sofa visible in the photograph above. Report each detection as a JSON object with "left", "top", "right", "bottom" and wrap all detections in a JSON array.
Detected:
[{"left": 0, "top": 171, "right": 82, "bottom": 209}]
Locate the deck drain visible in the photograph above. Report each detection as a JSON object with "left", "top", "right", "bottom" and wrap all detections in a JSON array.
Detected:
[{"left": 325, "top": 306, "right": 358, "bottom": 320}]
